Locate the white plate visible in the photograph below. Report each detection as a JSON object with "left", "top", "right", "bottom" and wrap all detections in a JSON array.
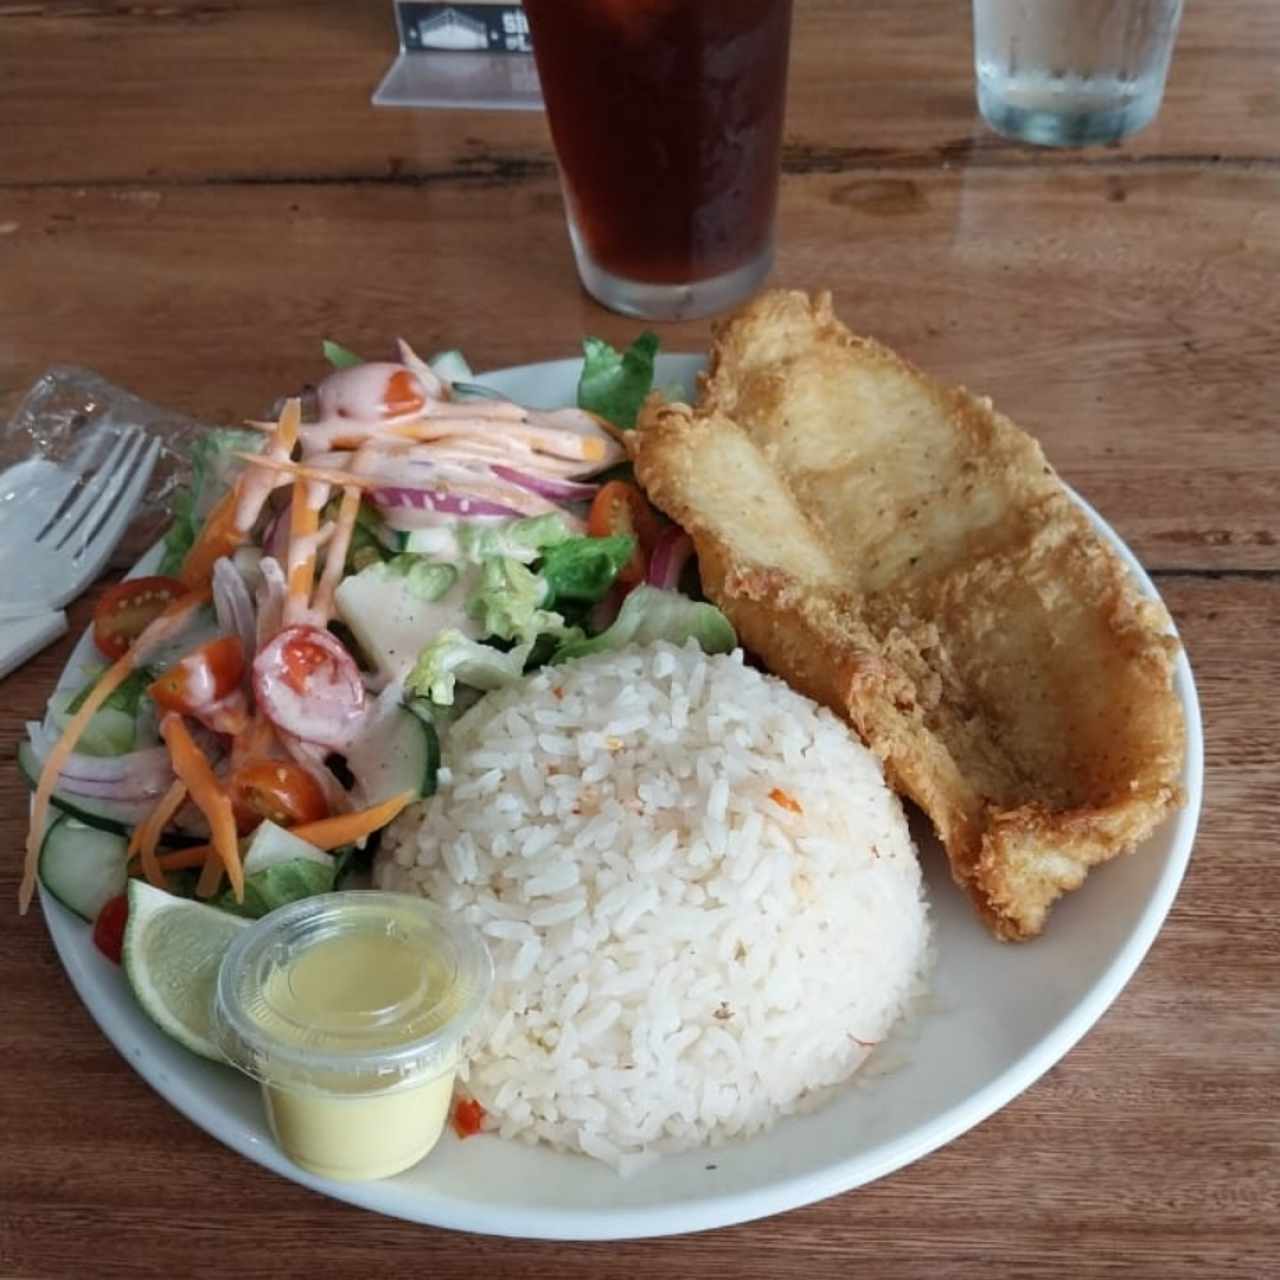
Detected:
[{"left": 40, "top": 355, "right": 1204, "bottom": 1240}]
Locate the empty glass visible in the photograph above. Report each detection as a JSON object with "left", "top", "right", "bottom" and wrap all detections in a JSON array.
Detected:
[{"left": 974, "top": 0, "right": 1185, "bottom": 147}]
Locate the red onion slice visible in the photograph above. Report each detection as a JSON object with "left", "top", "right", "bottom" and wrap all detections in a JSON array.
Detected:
[
  {"left": 646, "top": 527, "right": 695, "bottom": 591},
  {"left": 212, "top": 557, "right": 258, "bottom": 672},
  {"left": 491, "top": 466, "right": 599, "bottom": 504},
  {"left": 370, "top": 486, "right": 522, "bottom": 519},
  {"left": 25, "top": 725, "right": 175, "bottom": 800}
]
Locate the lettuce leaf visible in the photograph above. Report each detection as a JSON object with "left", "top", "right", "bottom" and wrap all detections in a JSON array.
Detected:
[
  {"left": 405, "top": 631, "right": 533, "bottom": 706},
  {"left": 66, "top": 666, "right": 152, "bottom": 717},
  {"left": 554, "top": 586, "right": 735, "bottom": 663},
  {"left": 322, "top": 339, "right": 364, "bottom": 369},
  {"left": 577, "top": 332, "right": 659, "bottom": 429},
  {"left": 157, "top": 489, "right": 197, "bottom": 577},
  {"left": 220, "top": 857, "right": 336, "bottom": 919},
  {"left": 466, "top": 557, "right": 566, "bottom": 643},
  {"left": 538, "top": 535, "right": 634, "bottom": 604},
  {"left": 381, "top": 554, "right": 460, "bottom": 602},
  {"left": 456, "top": 513, "right": 574, "bottom": 565},
  {"left": 159, "top": 427, "right": 264, "bottom": 575}
]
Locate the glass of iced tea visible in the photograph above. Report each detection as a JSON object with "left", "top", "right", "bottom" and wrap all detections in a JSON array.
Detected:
[{"left": 521, "top": 0, "right": 793, "bottom": 321}]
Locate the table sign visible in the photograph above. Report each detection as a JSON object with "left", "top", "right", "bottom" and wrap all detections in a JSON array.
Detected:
[{"left": 373, "top": 2, "right": 541, "bottom": 110}]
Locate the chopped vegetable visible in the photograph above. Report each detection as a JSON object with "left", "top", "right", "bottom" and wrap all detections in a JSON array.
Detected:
[
  {"left": 554, "top": 585, "right": 736, "bottom": 663},
  {"left": 406, "top": 631, "right": 533, "bottom": 707},
  {"left": 285, "top": 477, "right": 322, "bottom": 621},
  {"left": 252, "top": 625, "right": 366, "bottom": 749},
  {"left": 577, "top": 332, "right": 660, "bottom": 429},
  {"left": 455, "top": 513, "right": 574, "bottom": 564},
  {"left": 149, "top": 636, "right": 247, "bottom": 734},
  {"left": 92, "top": 576, "right": 188, "bottom": 659},
  {"left": 154, "top": 790, "right": 416, "bottom": 870},
  {"left": 452, "top": 1096, "right": 487, "bottom": 1139},
  {"left": 587, "top": 481, "right": 662, "bottom": 585},
  {"left": 539, "top": 534, "right": 635, "bottom": 604},
  {"left": 382, "top": 555, "right": 460, "bottom": 603},
  {"left": 159, "top": 713, "right": 244, "bottom": 903},
  {"left": 229, "top": 760, "right": 329, "bottom": 833},
  {"left": 769, "top": 787, "right": 804, "bottom": 815},
  {"left": 322, "top": 339, "right": 364, "bottom": 369},
  {"left": 127, "top": 779, "right": 188, "bottom": 890},
  {"left": 92, "top": 893, "right": 129, "bottom": 965},
  {"left": 21, "top": 588, "right": 210, "bottom": 914},
  {"left": 466, "top": 557, "right": 572, "bottom": 645},
  {"left": 158, "top": 490, "right": 198, "bottom": 578},
  {"left": 180, "top": 488, "right": 248, "bottom": 589},
  {"left": 160, "top": 427, "right": 264, "bottom": 578},
  {"left": 311, "top": 485, "right": 363, "bottom": 622}
]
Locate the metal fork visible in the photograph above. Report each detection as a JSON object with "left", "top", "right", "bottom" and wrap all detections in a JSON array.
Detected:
[{"left": 0, "top": 426, "right": 161, "bottom": 612}]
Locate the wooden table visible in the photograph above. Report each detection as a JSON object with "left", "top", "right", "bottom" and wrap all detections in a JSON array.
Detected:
[{"left": 2, "top": 2, "right": 1277, "bottom": 1275}]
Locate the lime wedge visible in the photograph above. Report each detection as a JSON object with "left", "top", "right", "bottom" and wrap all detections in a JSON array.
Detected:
[{"left": 123, "top": 880, "right": 249, "bottom": 1061}]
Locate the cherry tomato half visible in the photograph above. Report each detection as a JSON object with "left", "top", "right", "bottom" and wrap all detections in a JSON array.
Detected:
[
  {"left": 92, "top": 893, "right": 128, "bottom": 965},
  {"left": 253, "top": 625, "right": 366, "bottom": 749},
  {"left": 230, "top": 760, "right": 330, "bottom": 834},
  {"left": 149, "top": 635, "right": 245, "bottom": 714},
  {"left": 587, "top": 480, "right": 662, "bottom": 586},
  {"left": 92, "top": 576, "right": 187, "bottom": 659}
]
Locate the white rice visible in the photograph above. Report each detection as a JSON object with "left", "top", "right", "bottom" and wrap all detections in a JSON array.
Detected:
[{"left": 376, "top": 642, "right": 931, "bottom": 1171}]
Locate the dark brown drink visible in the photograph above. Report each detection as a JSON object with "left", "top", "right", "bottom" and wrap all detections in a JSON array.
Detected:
[{"left": 522, "top": 0, "right": 793, "bottom": 319}]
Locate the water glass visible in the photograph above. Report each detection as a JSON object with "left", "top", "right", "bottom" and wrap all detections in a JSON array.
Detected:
[{"left": 974, "top": 0, "right": 1185, "bottom": 147}]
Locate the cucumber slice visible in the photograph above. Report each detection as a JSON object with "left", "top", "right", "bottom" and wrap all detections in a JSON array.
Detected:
[
  {"left": 346, "top": 705, "right": 439, "bottom": 807},
  {"left": 401, "top": 526, "right": 463, "bottom": 559},
  {"left": 242, "top": 820, "right": 331, "bottom": 873},
  {"left": 18, "top": 741, "right": 148, "bottom": 835},
  {"left": 38, "top": 814, "right": 129, "bottom": 922},
  {"left": 220, "top": 822, "right": 336, "bottom": 919}
]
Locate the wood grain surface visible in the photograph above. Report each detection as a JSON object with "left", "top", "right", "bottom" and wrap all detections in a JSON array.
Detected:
[{"left": 2, "top": 2, "right": 1278, "bottom": 1277}]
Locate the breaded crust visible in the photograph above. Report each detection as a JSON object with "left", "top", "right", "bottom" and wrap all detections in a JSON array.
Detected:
[{"left": 631, "top": 290, "right": 1185, "bottom": 939}]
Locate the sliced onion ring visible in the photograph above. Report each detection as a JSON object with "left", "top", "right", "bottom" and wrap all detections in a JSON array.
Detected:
[
  {"left": 646, "top": 527, "right": 695, "bottom": 591},
  {"left": 370, "top": 486, "right": 522, "bottom": 519},
  {"left": 491, "top": 466, "right": 599, "bottom": 504}
]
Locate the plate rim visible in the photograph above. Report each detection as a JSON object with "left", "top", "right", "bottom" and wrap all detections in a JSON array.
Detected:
[{"left": 38, "top": 353, "right": 1204, "bottom": 1240}]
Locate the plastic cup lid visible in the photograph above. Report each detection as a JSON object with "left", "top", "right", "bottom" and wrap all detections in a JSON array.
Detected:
[{"left": 212, "top": 891, "right": 493, "bottom": 1094}]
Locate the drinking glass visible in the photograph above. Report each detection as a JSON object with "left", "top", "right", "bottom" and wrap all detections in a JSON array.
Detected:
[
  {"left": 521, "top": 0, "right": 793, "bottom": 321},
  {"left": 974, "top": 0, "right": 1185, "bottom": 147}
]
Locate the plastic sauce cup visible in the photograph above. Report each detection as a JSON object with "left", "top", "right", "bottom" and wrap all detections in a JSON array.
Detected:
[{"left": 212, "top": 891, "right": 492, "bottom": 1182}]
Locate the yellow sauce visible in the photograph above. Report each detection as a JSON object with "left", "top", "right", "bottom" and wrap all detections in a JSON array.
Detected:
[
  {"left": 243, "top": 915, "right": 461, "bottom": 1181},
  {"left": 263, "top": 1070, "right": 456, "bottom": 1182},
  {"left": 215, "top": 891, "right": 491, "bottom": 1183}
]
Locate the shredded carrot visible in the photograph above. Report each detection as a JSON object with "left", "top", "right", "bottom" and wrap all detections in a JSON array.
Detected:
[
  {"left": 235, "top": 453, "right": 377, "bottom": 491},
  {"left": 195, "top": 846, "right": 226, "bottom": 898},
  {"left": 152, "top": 845, "right": 220, "bottom": 873},
  {"left": 230, "top": 711, "right": 277, "bottom": 773},
  {"left": 311, "top": 486, "right": 362, "bottom": 622},
  {"left": 20, "top": 588, "right": 210, "bottom": 914},
  {"left": 153, "top": 789, "right": 416, "bottom": 872},
  {"left": 126, "top": 780, "right": 188, "bottom": 890},
  {"left": 159, "top": 713, "right": 244, "bottom": 902},
  {"left": 273, "top": 399, "right": 301, "bottom": 456},
  {"left": 179, "top": 488, "right": 248, "bottom": 589},
  {"left": 769, "top": 787, "right": 804, "bottom": 815},
  {"left": 285, "top": 475, "right": 321, "bottom": 618}
]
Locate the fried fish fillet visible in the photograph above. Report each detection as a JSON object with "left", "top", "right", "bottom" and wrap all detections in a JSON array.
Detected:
[{"left": 631, "top": 290, "right": 1185, "bottom": 939}]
